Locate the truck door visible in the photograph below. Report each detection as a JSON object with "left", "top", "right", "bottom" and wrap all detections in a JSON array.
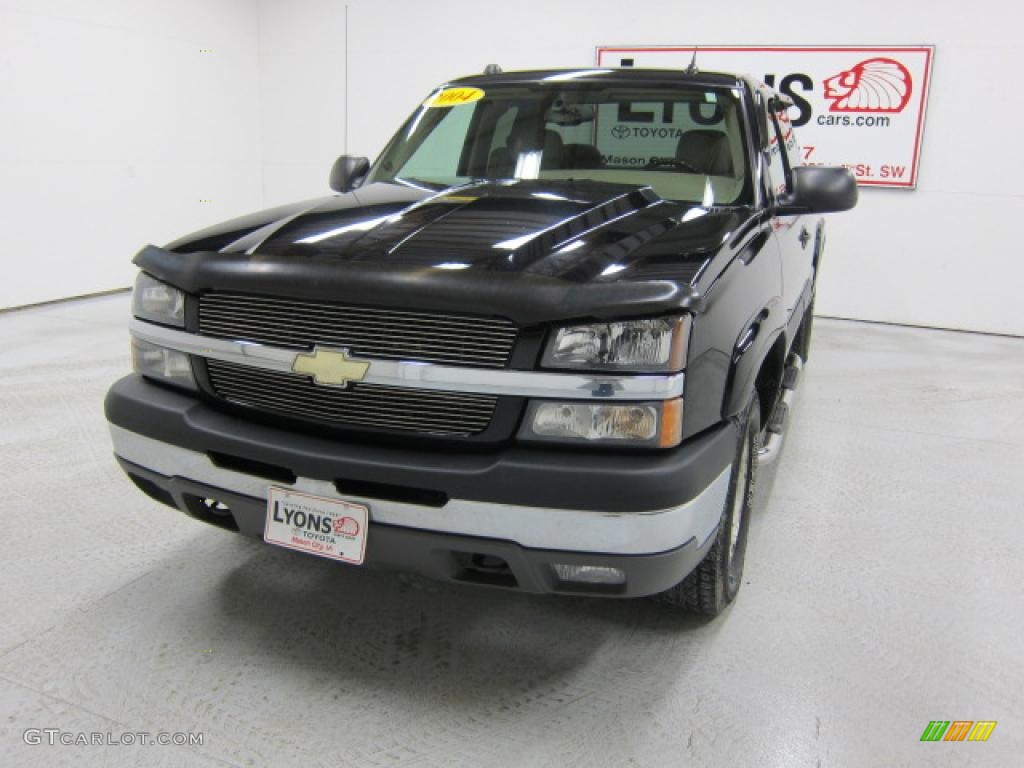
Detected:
[{"left": 765, "top": 104, "right": 815, "bottom": 340}]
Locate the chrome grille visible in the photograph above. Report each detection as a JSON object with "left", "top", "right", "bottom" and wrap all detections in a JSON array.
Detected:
[
  {"left": 198, "top": 293, "right": 518, "bottom": 368},
  {"left": 206, "top": 359, "right": 497, "bottom": 437}
]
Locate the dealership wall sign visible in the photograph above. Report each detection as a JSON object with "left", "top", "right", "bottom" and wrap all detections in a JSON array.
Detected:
[{"left": 596, "top": 46, "right": 934, "bottom": 189}]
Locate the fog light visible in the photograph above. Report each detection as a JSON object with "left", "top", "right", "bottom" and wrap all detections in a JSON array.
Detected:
[
  {"left": 200, "top": 498, "right": 231, "bottom": 516},
  {"left": 552, "top": 564, "right": 626, "bottom": 585},
  {"left": 131, "top": 336, "right": 197, "bottom": 391}
]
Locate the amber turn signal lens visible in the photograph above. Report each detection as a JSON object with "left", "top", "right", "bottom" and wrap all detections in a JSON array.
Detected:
[{"left": 658, "top": 398, "right": 683, "bottom": 448}]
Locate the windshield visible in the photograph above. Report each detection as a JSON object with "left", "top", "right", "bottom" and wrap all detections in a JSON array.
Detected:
[{"left": 366, "top": 81, "right": 752, "bottom": 205}]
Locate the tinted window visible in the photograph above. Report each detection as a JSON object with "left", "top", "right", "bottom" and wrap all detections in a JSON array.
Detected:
[
  {"left": 765, "top": 108, "right": 790, "bottom": 198},
  {"left": 368, "top": 82, "right": 752, "bottom": 205}
]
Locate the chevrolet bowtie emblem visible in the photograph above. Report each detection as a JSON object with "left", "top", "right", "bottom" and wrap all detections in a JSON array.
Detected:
[{"left": 291, "top": 347, "right": 370, "bottom": 387}]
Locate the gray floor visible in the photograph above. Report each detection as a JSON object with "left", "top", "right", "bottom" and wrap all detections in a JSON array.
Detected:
[{"left": 1, "top": 294, "right": 1022, "bottom": 768}]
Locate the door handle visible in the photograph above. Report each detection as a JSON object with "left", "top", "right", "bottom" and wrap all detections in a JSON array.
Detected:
[{"left": 798, "top": 227, "right": 811, "bottom": 249}]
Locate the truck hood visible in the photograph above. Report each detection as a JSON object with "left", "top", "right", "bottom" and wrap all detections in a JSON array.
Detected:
[{"left": 140, "top": 179, "right": 747, "bottom": 326}]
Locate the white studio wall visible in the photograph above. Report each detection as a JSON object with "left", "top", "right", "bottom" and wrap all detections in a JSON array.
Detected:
[
  {"left": 256, "top": 0, "right": 348, "bottom": 207},
  {"left": 256, "top": 0, "right": 1024, "bottom": 336},
  {"left": 0, "top": 0, "right": 263, "bottom": 309},
  {"left": 2, "top": 0, "right": 1021, "bottom": 336}
]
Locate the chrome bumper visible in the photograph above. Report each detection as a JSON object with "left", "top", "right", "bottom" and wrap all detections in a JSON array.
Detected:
[{"left": 110, "top": 425, "right": 730, "bottom": 556}]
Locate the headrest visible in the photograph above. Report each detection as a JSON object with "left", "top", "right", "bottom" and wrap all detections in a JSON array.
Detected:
[{"left": 675, "top": 130, "right": 734, "bottom": 176}]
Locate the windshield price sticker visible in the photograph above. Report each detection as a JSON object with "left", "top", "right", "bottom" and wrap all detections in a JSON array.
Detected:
[
  {"left": 597, "top": 45, "right": 934, "bottom": 188},
  {"left": 424, "top": 87, "right": 486, "bottom": 108}
]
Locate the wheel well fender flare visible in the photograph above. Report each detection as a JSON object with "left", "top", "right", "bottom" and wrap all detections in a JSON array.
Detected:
[
  {"left": 812, "top": 219, "right": 827, "bottom": 273},
  {"left": 722, "top": 305, "right": 787, "bottom": 424}
]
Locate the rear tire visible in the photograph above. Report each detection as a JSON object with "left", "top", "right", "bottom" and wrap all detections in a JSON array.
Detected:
[{"left": 655, "top": 396, "right": 760, "bottom": 616}]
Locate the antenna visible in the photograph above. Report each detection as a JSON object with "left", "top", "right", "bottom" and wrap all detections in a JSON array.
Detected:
[{"left": 685, "top": 47, "right": 699, "bottom": 74}]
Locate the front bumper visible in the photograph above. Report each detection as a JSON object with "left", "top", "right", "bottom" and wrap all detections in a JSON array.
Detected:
[{"left": 106, "top": 375, "right": 736, "bottom": 596}]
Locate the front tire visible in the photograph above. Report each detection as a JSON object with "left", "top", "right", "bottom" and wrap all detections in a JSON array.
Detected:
[{"left": 656, "top": 397, "right": 760, "bottom": 616}]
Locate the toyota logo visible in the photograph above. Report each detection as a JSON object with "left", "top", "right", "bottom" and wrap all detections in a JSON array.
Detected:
[{"left": 611, "top": 124, "right": 631, "bottom": 140}]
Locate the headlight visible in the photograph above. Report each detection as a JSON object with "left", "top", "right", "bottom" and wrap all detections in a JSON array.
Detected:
[
  {"left": 131, "top": 336, "right": 197, "bottom": 391},
  {"left": 132, "top": 272, "right": 185, "bottom": 327},
  {"left": 541, "top": 315, "right": 689, "bottom": 372},
  {"left": 519, "top": 398, "right": 682, "bottom": 448}
]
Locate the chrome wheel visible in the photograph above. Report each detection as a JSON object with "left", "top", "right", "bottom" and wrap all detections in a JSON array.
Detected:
[
  {"left": 728, "top": 431, "right": 751, "bottom": 562},
  {"left": 654, "top": 395, "right": 759, "bottom": 616}
]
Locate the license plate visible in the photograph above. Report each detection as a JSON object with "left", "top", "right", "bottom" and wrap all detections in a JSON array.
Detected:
[{"left": 265, "top": 487, "right": 368, "bottom": 565}]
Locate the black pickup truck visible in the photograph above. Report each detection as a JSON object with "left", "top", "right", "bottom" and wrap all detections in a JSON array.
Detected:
[{"left": 106, "top": 67, "right": 856, "bottom": 616}]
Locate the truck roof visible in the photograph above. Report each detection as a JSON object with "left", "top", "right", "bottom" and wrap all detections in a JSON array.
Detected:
[{"left": 447, "top": 67, "right": 748, "bottom": 90}]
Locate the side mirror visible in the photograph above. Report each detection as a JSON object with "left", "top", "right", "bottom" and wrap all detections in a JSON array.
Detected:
[
  {"left": 329, "top": 155, "right": 370, "bottom": 194},
  {"left": 777, "top": 166, "right": 858, "bottom": 214}
]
